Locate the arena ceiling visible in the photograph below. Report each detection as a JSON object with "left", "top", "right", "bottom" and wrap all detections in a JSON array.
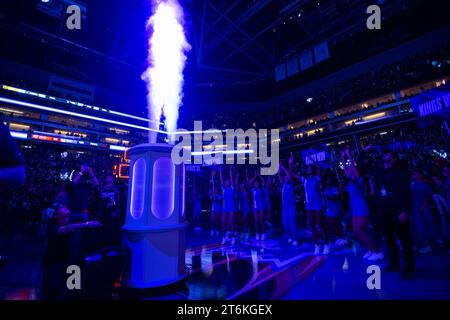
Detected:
[
  {"left": 189, "top": 0, "right": 402, "bottom": 84},
  {"left": 0, "top": 0, "right": 448, "bottom": 102}
]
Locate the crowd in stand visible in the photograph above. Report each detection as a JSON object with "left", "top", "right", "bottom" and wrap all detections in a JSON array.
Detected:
[
  {"left": 0, "top": 144, "right": 124, "bottom": 230},
  {"left": 269, "top": 47, "right": 449, "bottom": 127},
  {"left": 183, "top": 46, "right": 450, "bottom": 132}
]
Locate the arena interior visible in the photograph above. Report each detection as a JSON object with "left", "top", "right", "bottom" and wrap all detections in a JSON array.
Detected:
[{"left": 0, "top": 0, "right": 449, "bottom": 301}]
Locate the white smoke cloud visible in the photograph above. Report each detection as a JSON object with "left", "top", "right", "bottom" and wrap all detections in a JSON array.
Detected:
[{"left": 142, "top": 0, "right": 191, "bottom": 143}]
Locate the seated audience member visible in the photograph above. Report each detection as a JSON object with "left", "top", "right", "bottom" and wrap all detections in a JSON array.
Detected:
[
  {"left": 97, "top": 175, "right": 121, "bottom": 245},
  {"left": 54, "top": 182, "right": 69, "bottom": 208},
  {"left": 41, "top": 205, "right": 101, "bottom": 299},
  {"left": 97, "top": 176, "right": 120, "bottom": 225}
]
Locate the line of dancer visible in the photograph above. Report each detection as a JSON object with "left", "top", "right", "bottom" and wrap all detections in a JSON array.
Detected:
[
  {"left": 207, "top": 153, "right": 338, "bottom": 254},
  {"left": 203, "top": 143, "right": 415, "bottom": 265},
  {"left": 210, "top": 166, "right": 273, "bottom": 244}
]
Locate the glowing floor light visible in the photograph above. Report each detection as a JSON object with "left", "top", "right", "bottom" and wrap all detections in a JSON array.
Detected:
[{"left": 142, "top": 0, "right": 191, "bottom": 143}]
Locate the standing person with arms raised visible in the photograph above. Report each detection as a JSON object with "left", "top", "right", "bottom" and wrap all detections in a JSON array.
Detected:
[
  {"left": 219, "top": 166, "right": 238, "bottom": 244},
  {"left": 279, "top": 157, "right": 300, "bottom": 246},
  {"left": 299, "top": 155, "right": 329, "bottom": 255},
  {"left": 209, "top": 170, "right": 222, "bottom": 237},
  {"left": 323, "top": 175, "right": 347, "bottom": 247},
  {"left": 341, "top": 146, "right": 383, "bottom": 261},
  {"left": 238, "top": 172, "right": 252, "bottom": 240},
  {"left": 249, "top": 170, "right": 266, "bottom": 241}
]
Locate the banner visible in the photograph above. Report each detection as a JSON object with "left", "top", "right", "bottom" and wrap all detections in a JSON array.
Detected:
[
  {"left": 314, "top": 41, "right": 330, "bottom": 63},
  {"left": 301, "top": 145, "right": 330, "bottom": 168},
  {"left": 299, "top": 50, "right": 313, "bottom": 71},
  {"left": 286, "top": 57, "right": 299, "bottom": 77},
  {"left": 275, "top": 64, "right": 286, "bottom": 82},
  {"left": 411, "top": 84, "right": 450, "bottom": 126}
]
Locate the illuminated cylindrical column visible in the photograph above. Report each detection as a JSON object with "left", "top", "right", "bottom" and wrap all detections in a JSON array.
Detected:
[{"left": 122, "top": 143, "right": 187, "bottom": 289}]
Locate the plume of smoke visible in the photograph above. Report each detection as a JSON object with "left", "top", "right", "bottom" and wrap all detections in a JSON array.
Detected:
[{"left": 142, "top": 0, "right": 191, "bottom": 143}]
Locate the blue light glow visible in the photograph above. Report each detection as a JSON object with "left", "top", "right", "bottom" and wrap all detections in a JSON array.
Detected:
[
  {"left": 10, "top": 131, "right": 28, "bottom": 139},
  {"left": 191, "top": 150, "right": 254, "bottom": 156},
  {"left": 0, "top": 96, "right": 166, "bottom": 134},
  {"left": 151, "top": 157, "right": 175, "bottom": 220},
  {"left": 130, "top": 158, "right": 147, "bottom": 220},
  {"left": 110, "top": 145, "right": 127, "bottom": 151},
  {"left": 1, "top": 84, "right": 163, "bottom": 125}
]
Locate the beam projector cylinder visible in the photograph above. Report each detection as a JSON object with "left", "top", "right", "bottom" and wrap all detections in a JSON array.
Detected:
[{"left": 122, "top": 143, "right": 187, "bottom": 289}]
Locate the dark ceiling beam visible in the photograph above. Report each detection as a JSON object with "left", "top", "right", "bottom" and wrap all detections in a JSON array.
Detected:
[
  {"left": 204, "top": 0, "right": 273, "bottom": 58},
  {"left": 203, "top": 0, "right": 242, "bottom": 35},
  {"left": 3, "top": 19, "right": 140, "bottom": 71},
  {"left": 207, "top": 27, "right": 265, "bottom": 69},
  {"left": 280, "top": 0, "right": 403, "bottom": 59},
  {"left": 220, "top": 0, "right": 309, "bottom": 65},
  {"left": 196, "top": 0, "right": 208, "bottom": 64},
  {"left": 196, "top": 64, "right": 266, "bottom": 76}
]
